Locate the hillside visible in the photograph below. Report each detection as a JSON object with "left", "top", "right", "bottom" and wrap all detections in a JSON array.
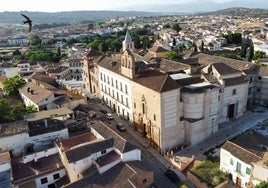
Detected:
[
  {"left": 0, "top": 11, "right": 159, "bottom": 24},
  {"left": 201, "top": 7, "right": 268, "bottom": 17}
]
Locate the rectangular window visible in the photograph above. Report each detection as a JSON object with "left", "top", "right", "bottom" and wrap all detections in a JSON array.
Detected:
[
  {"left": 134, "top": 102, "right": 136, "bottom": 109},
  {"left": 258, "top": 76, "right": 262, "bottom": 80},
  {"left": 246, "top": 167, "right": 251, "bottom": 175},
  {"left": 126, "top": 98, "right": 129, "bottom": 107},
  {"left": 40, "top": 177, "right": 48, "bottom": 184},
  {"left": 236, "top": 162, "right": 241, "bottom": 173},
  {"left": 116, "top": 80, "right": 118, "bottom": 89},
  {"left": 142, "top": 103, "right": 145, "bottom": 114},
  {"left": 230, "top": 158, "right": 233, "bottom": 165},
  {"left": 232, "top": 89, "right": 236, "bottom": 95},
  {"left": 154, "top": 114, "right": 156, "bottom": 121},
  {"left": 101, "top": 150, "right": 106, "bottom": 154},
  {"left": 111, "top": 78, "right": 114, "bottom": 86},
  {"left": 125, "top": 84, "right": 128, "bottom": 94},
  {"left": 257, "top": 88, "right": 261, "bottom": 92},
  {"left": 120, "top": 82, "right": 123, "bottom": 91},
  {"left": 100, "top": 73, "right": 103, "bottom": 81},
  {"left": 121, "top": 95, "right": 123, "bottom": 103},
  {"left": 53, "top": 173, "right": 60, "bottom": 180}
]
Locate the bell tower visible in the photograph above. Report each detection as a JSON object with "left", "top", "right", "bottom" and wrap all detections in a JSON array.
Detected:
[
  {"left": 120, "top": 50, "right": 136, "bottom": 79},
  {"left": 122, "top": 30, "right": 135, "bottom": 52}
]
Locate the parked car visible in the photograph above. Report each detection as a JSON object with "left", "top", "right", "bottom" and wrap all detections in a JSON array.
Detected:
[
  {"left": 105, "top": 113, "right": 113, "bottom": 120},
  {"left": 116, "top": 123, "right": 126, "bottom": 132},
  {"left": 164, "top": 169, "right": 180, "bottom": 183},
  {"left": 99, "top": 109, "right": 108, "bottom": 114}
]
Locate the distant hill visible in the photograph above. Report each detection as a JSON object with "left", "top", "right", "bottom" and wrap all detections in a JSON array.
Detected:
[
  {"left": 201, "top": 7, "right": 268, "bottom": 17},
  {"left": 119, "top": 0, "right": 268, "bottom": 13},
  {"left": 0, "top": 11, "right": 159, "bottom": 24}
]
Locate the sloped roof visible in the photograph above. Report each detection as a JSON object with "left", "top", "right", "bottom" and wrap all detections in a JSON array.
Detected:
[
  {"left": 19, "top": 82, "right": 54, "bottom": 104},
  {"left": 124, "top": 30, "right": 132, "bottom": 43},
  {"left": 133, "top": 70, "right": 180, "bottom": 93},
  {"left": 222, "top": 131, "right": 268, "bottom": 164},
  {"left": 55, "top": 132, "right": 96, "bottom": 151},
  {"left": 66, "top": 138, "right": 114, "bottom": 163},
  {"left": 151, "top": 58, "right": 191, "bottom": 74},
  {"left": 84, "top": 48, "right": 102, "bottom": 58},
  {"left": 212, "top": 62, "right": 240, "bottom": 75},
  {"left": 91, "top": 122, "right": 137, "bottom": 153},
  {"left": 224, "top": 75, "right": 248, "bottom": 86},
  {"left": 62, "top": 161, "right": 152, "bottom": 188},
  {"left": 191, "top": 53, "right": 257, "bottom": 73},
  {"left": 149, "top": 45, "right": 169, "bottom": 53},
  {"left": 222, "top": 141, "right": 262, "bottom": 164}
]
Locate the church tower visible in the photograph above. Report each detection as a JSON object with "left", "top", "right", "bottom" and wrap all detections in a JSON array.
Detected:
[
  {"left": 122, "top": 30, "right": 135, "bottom": 52},
  {"left": 120, "top": 50, "right": 136, "bottom": 79}
]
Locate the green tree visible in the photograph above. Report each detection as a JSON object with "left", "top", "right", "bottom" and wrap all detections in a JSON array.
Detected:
[
  {"left": 163, "top": 24, "right": 171, "bottom": 29},
  {"left": 254, "top": 50, "right": 266, "bottom": 60},
  {"left": 0, "top": 99, "right": 12, "bottom": 123},
  {"left": 30, "top": 35, "right": 42, "bottom": 46},
  {"left": 199, "top": 40, "right": 204, "bottom": 52},
  {"left": 164, "top": 52, "right": 182, "bottom": 61},
  {"left": 256, "top": 181, "right": 268, "bottom": 188},
  {"left": 249, "top": 41, "right": 254, "bottom": 62},
  {"left": 3, "top": 76, "right": 26, "bottom": 95},
  {"left": 172, "top": 23, "right": 181, "bottom": 32},
  {"left": 193, "top": 42, "right": 198, "bottom": 52},
  {"left": 172, "top": 38, "right": 176, "bottom": 47},
  {"left": 142, "top": 36, "right": 150, "bottom": 49}
]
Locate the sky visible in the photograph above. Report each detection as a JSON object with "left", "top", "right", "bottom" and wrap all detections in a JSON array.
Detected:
[{"left": 0, "top": 0, "right": 234, "bottom": 12}]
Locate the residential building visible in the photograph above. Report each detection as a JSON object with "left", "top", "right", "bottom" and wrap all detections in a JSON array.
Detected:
[
  {"left": 12, "top": 148, "right": 66, "bottom": 188},
  {"left": 0, "top": 151, "right": 11, "bottom": 188},
  {"left": 220, "top": 131, "right": 268, "bottom": 188},
  {"left": 19, "top": 73, "right": 87, "bottom": 111},
  {"left": 0, "top": 108, "right": 72, "bottom": 156},
  {"left": 55, "top": 121, "right": 141, "bottom": 184}
]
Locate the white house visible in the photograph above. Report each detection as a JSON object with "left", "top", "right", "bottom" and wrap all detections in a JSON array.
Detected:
[
  {"left": 220, "top": 131, "right": 268, "bottom": 188},
  {"left": 55, "top": 121, "right": 141, "bottom": 183},
  {"left": 12, "top": 148, "right": 66, "bottom": 188}
]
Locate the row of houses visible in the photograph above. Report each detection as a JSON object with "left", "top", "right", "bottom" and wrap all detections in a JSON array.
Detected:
[{"left": 0, "top": 106, "right": 146, "bottom": 188}]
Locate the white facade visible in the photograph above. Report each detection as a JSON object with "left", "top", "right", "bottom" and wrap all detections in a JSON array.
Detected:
[
  {"left": 0, "top": 133, "right": 29, "bottom": 156},
  {"left": 30, "top": 128, "right": 69, "bottom": 151},
  {"left": 34, "top": 169, "right": 66, "bottom": 188},
  {"left": 220, "top": 148, "right": 252, "bottom": 188},
  {"left": 251, "top": 161, "right": 268, "bottom": 187},
  {"left": 99, "top": 67, "right": 133, "bottom": 121}
]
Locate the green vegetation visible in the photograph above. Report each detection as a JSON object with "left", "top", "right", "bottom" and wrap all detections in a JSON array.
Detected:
[
  {"left": 221, "top": 33, "right": 242, "bottom": 44},
  {"left": 191, "top": 159, "right": 229, "bottom": 187},
  {"left": 254, "top": 50, "right": 266, "bottom": 60},
  {"left": 172, "top": 23, "right": 182, "bottom": 32},
  {"left": 256, "top": 181, "right": 268, "bottom": 188},
  {"left": 164, "top": 51, "right": 182, "bottom": 61},
  {"left": 3, "top": 76, "right": 26, "bottom": 95},
  {"left": 214, "top": 53, "right": 243, "bottom": 60},
  {"left": 0, "top": 99, "right": 37, "bottom": 123}
]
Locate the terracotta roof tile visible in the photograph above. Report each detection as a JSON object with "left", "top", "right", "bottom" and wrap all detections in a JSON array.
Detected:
[
  {"left": 212, "top": 62, "right": 240, "bottom": 75},
  {"left": 133, "top": 70, "right": 180, "bottom": 93}
]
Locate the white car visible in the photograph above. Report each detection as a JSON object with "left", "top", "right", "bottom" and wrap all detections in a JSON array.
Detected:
[{"left": 105, "top": 113, "right": 113, "bottom": 120}]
